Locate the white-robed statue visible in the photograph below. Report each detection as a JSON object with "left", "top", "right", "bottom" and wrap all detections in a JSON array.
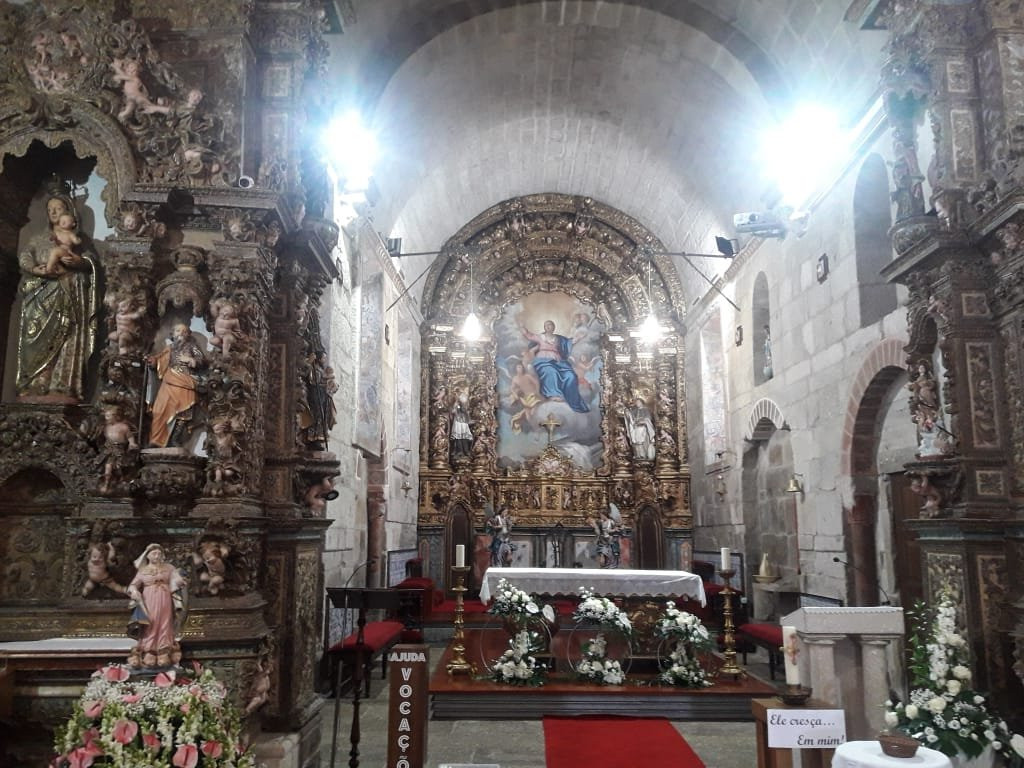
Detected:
[{"left": 624, "top": 396, "right": 656, "bottom": 460}]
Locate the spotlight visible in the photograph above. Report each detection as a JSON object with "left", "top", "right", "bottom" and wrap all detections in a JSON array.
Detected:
[{"left": 715, "top": 236, "right": 738, "bottom": 258}]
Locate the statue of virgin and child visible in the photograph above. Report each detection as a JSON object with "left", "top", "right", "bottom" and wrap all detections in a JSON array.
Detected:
[{"left": 15, "top": 176, "right": 99, "bottom": 403}]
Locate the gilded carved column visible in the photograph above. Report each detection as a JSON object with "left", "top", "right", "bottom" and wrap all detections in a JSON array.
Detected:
[{"left": 202, "top": 233, "right": 278, "bottom": 505}]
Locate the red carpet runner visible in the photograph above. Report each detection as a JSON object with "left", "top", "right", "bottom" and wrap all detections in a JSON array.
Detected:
[{"left": 543, "top": 715, "right": 706, "bottom": 768}]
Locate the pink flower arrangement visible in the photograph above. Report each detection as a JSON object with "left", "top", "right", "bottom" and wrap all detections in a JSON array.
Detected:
[{"left": 54, "top": 663, "right": 252, "bottom": 768}]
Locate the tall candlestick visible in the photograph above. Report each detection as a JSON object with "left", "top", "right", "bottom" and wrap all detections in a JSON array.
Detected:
[
  {"left": 782, "top": 624, "right": 800, "bottom": 685},
  {"left": 720, "top": 547, "right": 731, "bottom": 571},
  {"left": 455, "top": 544, "right": 465, "bottom": 568}
]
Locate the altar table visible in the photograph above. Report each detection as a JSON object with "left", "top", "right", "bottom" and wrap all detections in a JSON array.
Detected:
[
  {"left": 831, "top": 741, "right": 952, "bottom": 768},
  {"left": 479, "top": 567, "right": 706, "bottom": 606}
]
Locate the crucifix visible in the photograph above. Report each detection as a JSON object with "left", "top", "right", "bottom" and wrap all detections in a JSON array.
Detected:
[{"left": 541, "top": 413, "right": 561, "bottom": 444}]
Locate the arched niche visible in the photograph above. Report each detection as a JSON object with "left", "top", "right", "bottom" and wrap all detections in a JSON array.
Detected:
[
  {"left": 0, "top": 101, "right": 137, "bottom": 230},
  {"left": 445, "top": 502, "right": 475, "bottom": 595},
  {"left": 1, "top": 141, "right": 106, "bottom": 402},
  {"left": 854, "top": 153, "right": 897, "bottom": 327},
  {"left": 752, "top": 272, "right": 772, "bottom": 386},
  {"left": 0, "top": 467, "right": 74, "bottom": 607}
]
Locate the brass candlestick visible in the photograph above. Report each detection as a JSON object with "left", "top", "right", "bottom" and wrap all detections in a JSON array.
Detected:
[
  {"left": 717, "top": 568, "right": 745, "bottom": 679},
  {"left": 446, "top": 565, "right": 475, "bottom": 675}
]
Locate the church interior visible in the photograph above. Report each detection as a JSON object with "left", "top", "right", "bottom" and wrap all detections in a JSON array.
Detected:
[{"left": 2, "top": 0, "right": 1024, "bottom": 766}]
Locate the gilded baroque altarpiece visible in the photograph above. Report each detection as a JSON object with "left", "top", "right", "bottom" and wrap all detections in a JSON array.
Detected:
[{"left": 415, "top": 194, "right": 693, "bottom": 589}]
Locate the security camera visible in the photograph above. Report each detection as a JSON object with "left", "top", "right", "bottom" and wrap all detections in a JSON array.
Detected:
[{"left": 732, "top": 211, "right": 787, "bottom": 238}]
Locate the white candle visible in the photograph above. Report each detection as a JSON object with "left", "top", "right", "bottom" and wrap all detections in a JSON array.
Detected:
[
  {"left": 782, "top": 625, "right": 801, "bottom": 685},
  {"left": 720, "top": 547, "right": 731, "bottom": 571},
  {"left": 455, "top": 544, "right": 465, "bottom": 568}
]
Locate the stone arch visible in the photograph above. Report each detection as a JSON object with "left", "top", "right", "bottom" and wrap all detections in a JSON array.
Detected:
[
  {"left": 841, "top": 339, "right": 909, "bottom": 476},
  {"left": 745, "top": 397, "right": 785, "bottom": 441},
  {"left": 752, "top": 272, "right": 772, "bottom": 385},
  {"left": 840, "top": 338, "right": 909, "bottom": 606},
  {"left": 740, "top": 408, "right": 798, "bottom": 584},
  {"left": 854, "top": 153, "right": 897, "bottom": 327}
]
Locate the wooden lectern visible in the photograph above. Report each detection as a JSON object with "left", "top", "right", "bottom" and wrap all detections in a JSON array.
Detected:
[{"left": 326, "top": 587, "right": 407, "bottom": 768}]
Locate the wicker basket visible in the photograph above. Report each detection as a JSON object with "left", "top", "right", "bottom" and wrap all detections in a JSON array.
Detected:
[{"left": 879, "top": 732, "right": 920, "bottom": 758}]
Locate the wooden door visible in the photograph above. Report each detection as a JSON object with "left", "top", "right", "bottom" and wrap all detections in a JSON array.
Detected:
[
  {"left": 634, "top": 505, "right": 664, "bottom": 570},
  {"left": 888, "top": 472, "right": 923, "bottom": 607}
]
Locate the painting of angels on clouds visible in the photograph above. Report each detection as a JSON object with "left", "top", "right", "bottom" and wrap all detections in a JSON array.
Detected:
[{"left": 495, "top": 292, "right": 605, "bottom": 470}]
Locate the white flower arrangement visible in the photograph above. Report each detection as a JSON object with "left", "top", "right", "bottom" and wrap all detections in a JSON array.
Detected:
[
  {"left": 575, "top": 634, "right": 626, "bottom": 684},
  {"left": 54, "top": 663, "right": 253, "bottom": 768},
  {"left": 576, "top": 656, "right": 625, "bottom": 686},
  {"left": 571, "top": 591, "right": 631, "bottom": 685},
  {"left": 488, "top": 577, "right": 555, "bottom": 624},
  {"left": 573, "top": 587, "right": 632, "bottom": 635},
  {"left": 485, "top": 629, "right": 547, "bottom": 687},
  {"left": 655, "top": 600, "right": 713, "bottom": 688},
  {"left": 885, "top": 594, "right": 1024, "bottom": 764}
]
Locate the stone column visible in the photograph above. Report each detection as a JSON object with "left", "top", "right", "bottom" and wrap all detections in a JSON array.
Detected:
[
  {"left": 802, "top": 634, "right": 844, "bottom": 708},
  {"left": 858, "top": 635, "right": 893, "bottom": 737}
]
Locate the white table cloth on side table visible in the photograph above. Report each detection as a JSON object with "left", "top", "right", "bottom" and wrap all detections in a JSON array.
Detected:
[
  {"left": 478, "top": 567, "right": 706, "bottom": 606},
  {"left": 831, "top": 741, "right": 952, "bottom": 768}
]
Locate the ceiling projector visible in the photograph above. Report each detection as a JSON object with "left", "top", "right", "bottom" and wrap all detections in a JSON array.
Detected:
[{"left": 733, "top": 211, "right": 787, "bottom": 238}]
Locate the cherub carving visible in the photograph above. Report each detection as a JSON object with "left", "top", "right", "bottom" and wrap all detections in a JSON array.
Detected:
[
  {"left": 207, "top": 418, "right": 241, "bottom": 491},
  {"left": 910, "top": 475, "right": 943, "bottom": 518},
  {"left": 305, "top": 476, "right": 336, "bottom": 515},
  {"left": 107, "top": 295, "right": 146, "bottom": 355},
  {"left": 209, "top": 299, "right": 246, "bottom": 356},
  {"left": 82, "top": 540, "right": 126, "bottom": 597},
  {"left": 193, "top": 539, "right": 229, "bottom": 596},
  {"left": 245, "top": 657, "right": 273, "bottom": 715},
  {"left": 110, "top": 57, "right": 171, "bottom": 122},
  {"left": 97, "top": 404, "right": 139, "bottom": 495}
]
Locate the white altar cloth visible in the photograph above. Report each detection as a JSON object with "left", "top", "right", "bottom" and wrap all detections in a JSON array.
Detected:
[
  {"left": 831, "top": 741, "right": 952, "bottom": 768},
  {"left": 479, "top": 567, "right": 706, "bottom": 606},
  {"left": 0, "top": 637, "right": 133, "bottom": 655}
]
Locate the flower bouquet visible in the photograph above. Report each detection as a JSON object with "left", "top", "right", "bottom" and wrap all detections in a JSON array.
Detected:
[
  {"left": 575, "top": 634, "right": 626, "bottom": 685},
  {"left": 488, "top": 578, "right": 554, "bottom": 623},
  {"left": 655, "top": 600, "right": 713, "bottom": 687},
  {"left": 573, "top": 588, "right": 632, "bottom": 635},
  {"left": 487, "top": 577, "right": 555, "bottom": 641},
  {"left": 884, "top": 595, "right": 1024, "bottom": 765},
  {"left": 53, "top": 663, "right": 253, "bottom": 768},
  {"left": 484, "top": 628, "right": 547, "bottom": 687},
  {"left": 484, "top": 578, "right": 554, "bottom": 682},
  {"left": 570, "top": 588, "right": 631, "bottom": 684}
]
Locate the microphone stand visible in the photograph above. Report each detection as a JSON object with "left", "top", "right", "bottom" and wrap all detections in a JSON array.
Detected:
[
  {"left": 341, "top": 559, "right": 376, "bottom": 640},
  {"left": 833, "top": 556, "right": 892, "bottom": 605}
]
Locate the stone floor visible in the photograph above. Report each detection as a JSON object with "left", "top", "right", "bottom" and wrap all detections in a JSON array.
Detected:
[{"left": 320, "top": 645, "right": 784, "bottom": 768}]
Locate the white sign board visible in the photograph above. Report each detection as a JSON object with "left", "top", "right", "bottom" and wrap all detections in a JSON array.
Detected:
[{"left": 767, "top": 709, "right": 847, "bottom": 749}]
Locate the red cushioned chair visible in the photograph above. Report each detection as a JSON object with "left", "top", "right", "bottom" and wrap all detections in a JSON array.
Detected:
[
  {"left": 737, "top": 622, "right": 783, "bottom": 679},
  {"left": 327, "top": 619, "right": 405, "bottom": 697}
]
